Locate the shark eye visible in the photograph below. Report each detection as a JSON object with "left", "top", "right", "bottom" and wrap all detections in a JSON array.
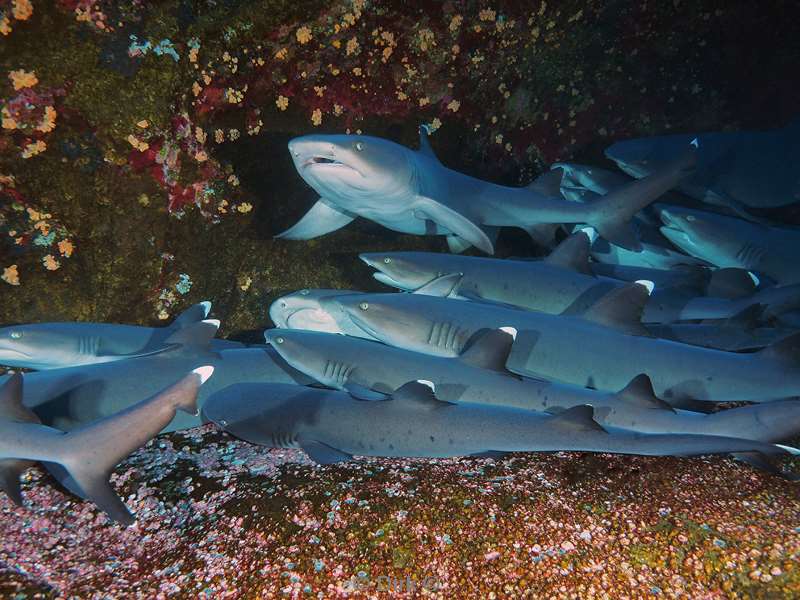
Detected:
[
  {"left": 354, "top": 141, "right": 365, "bottom": 152},
  {"left": 280, "top": 301, "right": 287, "bottom": 308},
  {"left": 383, "top": 257, "right": 391, "bottom": 264},
  {"left": 10, "top": 331, "right": 22, "bottom": 339},
  {"left": 275, "top": 337, "right": 284, "bottom": 344},
  {"left": 359, "top": 302, "right": 369, "bottom": 311}
]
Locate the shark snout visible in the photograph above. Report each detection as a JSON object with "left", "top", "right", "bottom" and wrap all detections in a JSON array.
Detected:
[{"left": 288, "top": 137, "right": 339, "bottom": 166}]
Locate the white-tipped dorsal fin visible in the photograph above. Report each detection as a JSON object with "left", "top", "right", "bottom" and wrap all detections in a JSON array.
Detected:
[
  {"left": 172, "top": 301, "right": 212, "bottom": 328},
  {"left": 192, "top": 365, "right": 215, "bottom": 384},
  {"left": 634, "top": 279, "right": 655, "bottom": 295},
  {"left": 459, "top": 329, "right": 515, "bottom": 372},
  {"left": 500, "top": 326, "right": 517, "bottom": 339},
  {"left": 391, "top": 381, "right": 455, "bottom": 409},
  {"left": 413, "top": 273, "right": 463, "bottom": 297},
  {"left": 549, "top": 405, "right": 607, "bottom": 433},
  {"left": 578, "top": 283, "right": 653, "bottom": 337},
  {"left": 614, "top": 374, "right": 675, "bottom": 411},
  {"left": 164, "top": 319, "right": 220, "bottom": 347},
  {"left": 543, "top": 232, "right": 594, "bottom": 275},
  {"left": 707, "top": 268, "right": 758, "bottom": 299}
]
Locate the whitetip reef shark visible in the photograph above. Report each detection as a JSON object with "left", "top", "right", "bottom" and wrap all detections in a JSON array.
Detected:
[
  {"left": 359, "top": 233, "right": 798, "bottom": 323},
  {"left": 605, "top": 121, "right": 800, "bottom": 211},
  {"left": 202, "top": 380, "right": 797, "bottom": 466},
  {"left": 263, "top": 327, "right": 800, "bottom": 448},
  {"left": 0, "top": 301, "right": 240, "bottom": 371},
  {"left": 0, "top": 366, "right": 213, "bottom": 525},
  {"left": 327, "top": 286, "right": 800, "bottom": 403},
  {"left": 658, "top": 205, "right": 800, "bottom": 285},
  {"left": 277, "top": 126, "right": 698, "bottom": 254}
]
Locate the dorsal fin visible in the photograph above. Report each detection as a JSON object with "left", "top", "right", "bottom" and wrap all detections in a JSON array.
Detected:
[
  {"left": 614, "top": 374, "right": 675, "bottom": 411},
  {"left": 164, "top": 319, "right": 220, "bottom": 347},
  {"left": 172, "top": 301, "right": 212, "bottom": 328},
  {"left": 459, "top": 329, "right": 515, "bottom": 372},
  {"left": 759, "top": 332, "right": 800, "bottom": 364},
  {"left": 527, "top": 168, "right": 564, "bottom": 197},
  {"left": 543, "top": 232, "right": 593, "bottom": 275},
  {"left": 549, "top": 405, "right": 607, "bottom": 433},
  {"left": 391, "top": 381, "right": 455, "bottom": 409},
  {"left": 0, "top": 373, "right": 38, "bottom": 423},
  {"left": 579, "top": 283, "right": 653, "bottom": 337},
  {"left": 418, "top": 124, "right": 440, "bottom": 161},
  {"left": 723, "top": 304, "right": 764, "bottom": 330},
  {"left": 707, "top": 268, "right": 757, "bottom": 299},
  {"left": 413, "top": 273, "right": 463, "bottom": 297}
]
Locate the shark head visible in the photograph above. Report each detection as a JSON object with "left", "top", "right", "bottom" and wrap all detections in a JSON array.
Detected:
[
  {"left": 268, "top": 289, "right": 376, "bottom": 339},
  {"left": 605, "top": 135, "right": 694, "bottom": 179},
  {"left": 657, "top": 205, "right": 752, "bottom": 268},
  {"left": 0, "top": 324, "right": 82, "bottom": 370},
  {"left": 331, "top": 293, "right": 470, "bottom": 356},
  {"left": 288, "top": 134, "right": 415, "bottom": 206},
  {"left": 265, "top": 329, "right": 350, "bottom": 387},
  {"left": 269, "top": 289, "right": 349, "bottom": 333},
  {"left": 359, "top": 252, "right": 444, "bottom": 290},
  {"left": 201, "top": 383, "right": 316, "bottom": 447}
]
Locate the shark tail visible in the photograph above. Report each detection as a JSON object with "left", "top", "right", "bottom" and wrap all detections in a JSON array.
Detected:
[
  {"left": 47, "top": 367, "right": 213, "bottom": 525},
  {"left": 584, "top": 141, "right": 698, "bottom": 251}
]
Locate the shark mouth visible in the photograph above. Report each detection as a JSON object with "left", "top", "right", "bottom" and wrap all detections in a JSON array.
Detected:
[
  {"left": 0, "top": 346, "right": 31, "bottom": 358},
  {"left": 301, "top": 155, "right": 363, "bottom": 178},
  {"left": 286, "top": 308, "right": 342, "bottom": 334}
]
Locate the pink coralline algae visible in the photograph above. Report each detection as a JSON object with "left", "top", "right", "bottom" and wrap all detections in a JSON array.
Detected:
[
  {"left": 1, "top": 425, "right": 799, "bottom": 598},
  {"left": 127, "top": 114, "right": 247, "bottom": 218}
]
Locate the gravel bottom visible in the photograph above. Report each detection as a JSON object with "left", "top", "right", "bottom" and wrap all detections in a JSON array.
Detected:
[{"left": 1, "top": 425, "right": 799, "bottom": 599}]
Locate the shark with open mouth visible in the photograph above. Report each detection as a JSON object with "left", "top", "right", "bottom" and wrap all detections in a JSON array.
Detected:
[{"left": 277, "top": 126, "right": 698, "bottom": 254}]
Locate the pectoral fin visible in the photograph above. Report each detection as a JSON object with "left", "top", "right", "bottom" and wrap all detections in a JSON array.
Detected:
[
  {"left": 298, "top": 439, "right": 353, "bottom": 464},
  {"left": 345, "top": 383, "right": 389, "bottom": 401},
  {"left": 413, "top": 197, "right": 494, "bottom": 254},
  {"left": 275, "top": 198, "right": 356, "bottom": 239}
]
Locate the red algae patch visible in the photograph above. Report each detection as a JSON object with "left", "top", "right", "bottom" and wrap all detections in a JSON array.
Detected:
[{"left": 1, "top": 425, "right": 799, "bottom": 598}]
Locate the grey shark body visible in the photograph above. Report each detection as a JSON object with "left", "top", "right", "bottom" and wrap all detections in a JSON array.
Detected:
[
  {"left": 278, "top": 127, "right": 697, "bottom": 254},
  {"left": 359, "top": 235, "right": 790, "bottom": 323},
  {"left": 329, "top": 289, "right": 800, "bottom": 403},
  {"left": 263, "top": 328, "right": 800, "bottom": 443},
  {"left": 202, "top": 381, "right": 794, "bottom": 464},
  {"left": 659, "top": 205, "right": 800, "bottom": 285},
  {"left": 0, "top": 302, "right": 240, "bottom": 370},
  {"left": 0, "top": 367, "right": 211, "bottom": 524},
  {"left": 605, "top": 124, "right": 800, "bottom": 210},
  {"left": 3, "top": 341, "right": 311, "bottom": 432}
]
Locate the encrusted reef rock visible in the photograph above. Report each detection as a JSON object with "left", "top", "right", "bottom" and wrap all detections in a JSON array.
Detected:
[{"left": 1, "top": 427, "right": 799, "bottom": 597}]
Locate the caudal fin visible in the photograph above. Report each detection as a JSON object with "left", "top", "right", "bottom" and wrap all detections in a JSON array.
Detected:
[
  {"left": 51, "top": 367, "right": 213, "bottom": 525},
  {"left": 586, "top": 141, "right": 698, "bottom": 251}
]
